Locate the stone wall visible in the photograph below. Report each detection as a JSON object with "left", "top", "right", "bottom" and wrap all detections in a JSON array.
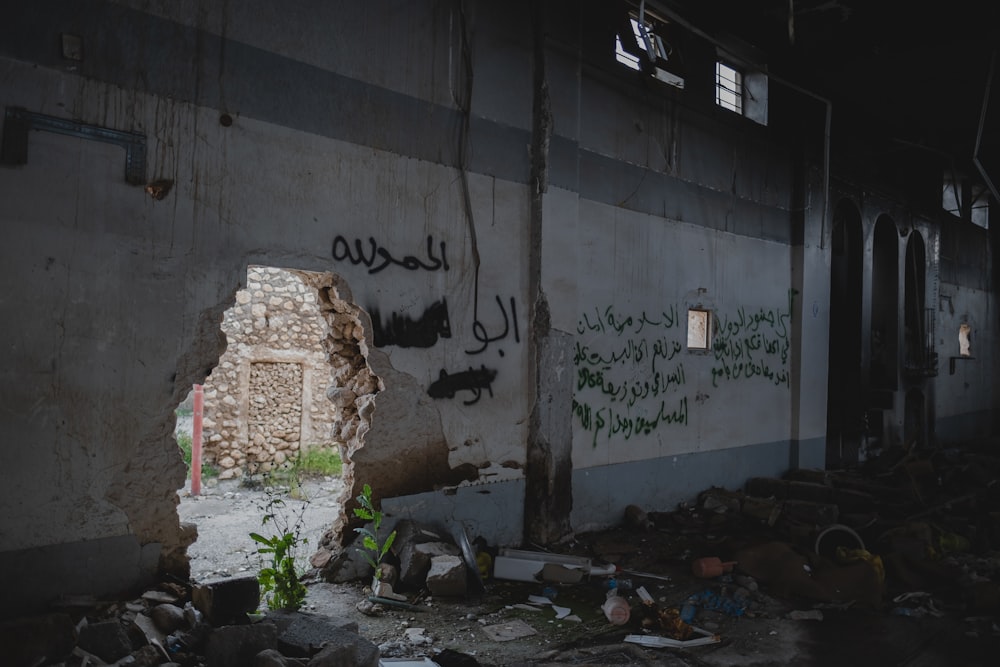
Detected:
[{"left": 201, "top": 267, "right": 338, "bottom": 479}]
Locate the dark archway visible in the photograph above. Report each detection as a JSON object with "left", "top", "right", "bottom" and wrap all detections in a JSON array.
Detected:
[{"left": 826, "top": 200, "right": 864, "bottom": 467}]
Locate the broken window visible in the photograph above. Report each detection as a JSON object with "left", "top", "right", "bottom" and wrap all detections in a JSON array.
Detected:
[
  {"left": 615, "top": 4, "right": 685, "bottom": 88},
  {"left": 942, "top": 170, "right": 990, "bottom": 228},
  {"left": 687, "top": 308, "right": 712, "bottom": 350}
]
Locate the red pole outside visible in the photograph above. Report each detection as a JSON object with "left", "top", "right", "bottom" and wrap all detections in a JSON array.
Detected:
[{"left": 191, "top": 384, "right": 203, "bottom": 496}]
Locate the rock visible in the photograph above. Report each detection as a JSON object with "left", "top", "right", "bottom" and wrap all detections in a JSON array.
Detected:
[
  {"left": 0, "top": 613, "right": 76, "bottom": 667},
  {"left": 192, "top": 575, "right": 261, "bottom": 626},
  {"left": 426, "top": 555, "right": 467, "bottom": 597},
  {"left": 77, "top": 619, "right": 133, "bottom": 663},
  {"left": 206, "top": 623, "right": 278, "bottom": 667},
  {"left": 321, "top": 542, "right": 374, "bottom": 583},
  {"left": 435, "top": 648, "right": 482, "bottom": 667},
  {"left": 120, "top": 644, "right": 164, "bottom": 667},
  {"left": 151, "top": 603, "right": 187, "bottom": 633},
  {"left": 266, "top": 609, "right": 359, "bottom": 658},
  {"left": 255, "top": 648, "right": 302, "bottom": 667},
  {"left": 305, "top": 627, "right": 380, "bottom": 667}
]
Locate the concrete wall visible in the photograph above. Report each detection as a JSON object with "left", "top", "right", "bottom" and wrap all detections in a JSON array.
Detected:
[{"left": 0, "top": 0, "right": 995, "bottom": 613}]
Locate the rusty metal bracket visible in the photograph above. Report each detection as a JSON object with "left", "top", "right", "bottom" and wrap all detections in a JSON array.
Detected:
[{"left": 1, "top": 107, "right": 146, "bottom": 185}]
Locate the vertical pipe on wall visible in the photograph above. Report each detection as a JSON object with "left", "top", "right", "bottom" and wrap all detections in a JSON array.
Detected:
[{"left": 192, "top": 384, "right": 203, "bottom": 496}]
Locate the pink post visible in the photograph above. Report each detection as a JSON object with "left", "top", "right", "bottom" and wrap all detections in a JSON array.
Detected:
[{"left": 191, "top": 384, "right": 203, "bottom": 496}]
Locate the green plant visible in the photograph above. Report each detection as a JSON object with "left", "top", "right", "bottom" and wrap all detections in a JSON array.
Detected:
[
  {"left": 353, "top": 483, "right": 397, "bottom": 580},
  {"left": 175, "top": 432, "right": 220, "bottom": 480},
  {"left": 249, "top": 489, "right": 308, "bottom": 610},
  {"left": 296, "top": 446, "right": 343, "bottom": 477}
]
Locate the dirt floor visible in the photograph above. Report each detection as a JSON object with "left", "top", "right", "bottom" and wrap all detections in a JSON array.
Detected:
[{"left": 177, "top": 473, "right": 1000, "bottom": 666}]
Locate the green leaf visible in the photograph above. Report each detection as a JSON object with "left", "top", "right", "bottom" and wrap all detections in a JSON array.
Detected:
[
  {"left": 249, "top": 532, "right": 274, "bottom": 546},
  {"left": 379, "top": 530, "right": 397, "bottom": 560}
]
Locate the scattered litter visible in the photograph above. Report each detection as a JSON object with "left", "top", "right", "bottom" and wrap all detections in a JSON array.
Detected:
[
  {"left": 481, "top": 618, "right": 538, "bottom": 641},
  {"left": 786, "top": 609, "right": 824, "bottom": 621},
  {"left": 601, "top": 594, "right": 631, "bottom": 625},
  {"left": 625, "top": 625, "right": 721, "bottom": 649},
  {"left": 403, "top": 627, "right": 432, "bottom": 645},
  {"left": 691, "top": 557, "right": 736, "bottom": 578},
  {"left": 508, "top": 604, "right": 543, "bottom": 612},
  {"left": 552, "top": 604, "right": 571, "bottom": 619},
  {"left": 527, "top": 595, "right": 553, "bottom": 605}
]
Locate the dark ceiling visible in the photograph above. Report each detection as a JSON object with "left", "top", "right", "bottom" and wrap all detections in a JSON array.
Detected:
[{"left": 662, "top": 0, "right": 1000, "bottom": 177}]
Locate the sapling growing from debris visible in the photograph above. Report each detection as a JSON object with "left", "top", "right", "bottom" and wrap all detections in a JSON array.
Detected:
[
  {"left": 249, "top": 484, "right": 308, "bottom": 611},
  {"left": 354, "top": 483, "right": 397, "bottom": 580}
]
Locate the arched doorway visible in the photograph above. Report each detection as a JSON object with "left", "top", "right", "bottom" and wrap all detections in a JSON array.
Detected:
[{"left": 826, "top": 200, "right": 864, "bottom": 467}]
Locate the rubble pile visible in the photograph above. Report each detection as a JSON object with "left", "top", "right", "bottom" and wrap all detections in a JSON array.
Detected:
[
  {"left": 1, "top": 577, "right": 380, "bottom": 667},
  {"left": 633, "top": 438, "right": 1000, "bottom": 619}
]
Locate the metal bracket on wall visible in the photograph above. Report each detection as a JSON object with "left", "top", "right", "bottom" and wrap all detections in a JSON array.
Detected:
[{"left": 1, "top": 107, "right": 146, "bottom": 185}]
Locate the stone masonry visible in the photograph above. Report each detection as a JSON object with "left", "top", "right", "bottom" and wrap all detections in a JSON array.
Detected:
[{"left": 200, "top": 267, "right": 340, "bottom": 480}]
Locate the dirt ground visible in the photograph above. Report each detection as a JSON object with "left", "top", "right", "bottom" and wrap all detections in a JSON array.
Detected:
[{"left": 177, "top": 477, "right": 1000, "bottom": 666}]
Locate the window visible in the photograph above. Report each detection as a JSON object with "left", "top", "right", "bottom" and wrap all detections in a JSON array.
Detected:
[
  {"left": 615, "top": 10, "right": 685, "bottom": 89},
  {"left": 716, "top": 62, "right": 743, "bottom": 114},
  {"left": 687, "top": 309, "right": 712, "bottom": 350},
  {"left": 942, "top": 171, "right": 990, "bottom": 228}
]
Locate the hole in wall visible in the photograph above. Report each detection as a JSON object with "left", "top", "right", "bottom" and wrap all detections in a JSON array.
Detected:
[
  {"left": 173, "top": 265, "right": 378, "bottom": 582},
  {"left": 959, "top": 323, "right": 972, "bottom": 357}
]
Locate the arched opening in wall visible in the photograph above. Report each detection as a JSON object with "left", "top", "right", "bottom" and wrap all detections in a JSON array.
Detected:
[
  {"left": 871, "top": 216, "right": 900, "bottom": 391},
  {"left": 904, "top": 388, "right": 927, "bottom": 449},
  {"left": 903, "top": 231, "right": 937, "bottom": 388},
  {"left": 826, "top": 199, "right": 864, "bottom": 467},
  {"left": 174, "top": 265, "right": 377, "bottom": 583}
]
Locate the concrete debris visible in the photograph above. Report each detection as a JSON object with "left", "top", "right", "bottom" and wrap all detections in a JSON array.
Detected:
[
  {"left": 150, "top": 603, "right": 187, "bottom": 633},
  {"left": 76, "top": 619, "right": 133, "bottom": 663},
  {"left": 425, "top": 555, "right": 467, "bottom": 597},
  {"left": 206, "top": 623, "right": 278, "bottom": 667},
  {"left": 192, "top": 575, "right": 260, "bottom": 626}
]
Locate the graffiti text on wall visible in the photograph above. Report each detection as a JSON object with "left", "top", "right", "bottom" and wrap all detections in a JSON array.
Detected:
[
  {"left": 467, "top": 295, "right": 520, "bottom": 356},
  {"left": 710, "top": 295, "right": 793, "bottom": 388},
  {"left": 572, "top": 397, "right": 688, "bottom": 446},
  {"left": 371, "top": 300, "right": 451, "bottom": 348},
  {"left": 573, "top": 304, "right": 687, "bottom": 446},
  {"left": 428, "top": 365, "right": 498, "bottom": 406},
  {"left": 332, "top": 234, "right": 449, "bottom": 274}
]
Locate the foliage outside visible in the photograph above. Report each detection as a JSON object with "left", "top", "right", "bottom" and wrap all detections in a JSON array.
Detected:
[
  {"left": 176, "top": 432, "right": 219, "bottom": 480},
  {"left": 354, "top": 483, "right": 397, "bottom": 580},
  {"left": 296, "top": 445, "right": 343, "bottom": 477},
  {"left": 248, "top": 488, "right": 308, "bottom": 611}
]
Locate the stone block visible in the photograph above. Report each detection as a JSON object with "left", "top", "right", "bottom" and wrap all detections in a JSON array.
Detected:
[
  {"left": 206, "top": 623, "right": 278, "bottom": 667},
  {"left": 0, "top": 613, "right": 75, "bottom": 667},
  {"left": 786, "top": 480, "right": 834, "bottom": 504},
  {"left": 399, "top": 541, "right": 460, "bottom": 591},
  {"left": 192, "top": 575, "right": 260, "bottom": 626},
  {"left": 305, "top": 629, "right": 379, "bottom": 667},
  {"left": 745, "top": 477, "right": 789, "bottom": 499},
  {"left": 77, "top": 619, "right": 133, "bottom": 663},
  {"left": 266, "top": 609, "right": 359, "bottom": 658},
  {"left": 782, "top": 499, "right": 840, "bottom": 526},
  {"left": 151, "top": 603, "right": 187, "bottom": 633},
  {"left": 254, "top": 648, "right": 300, "bottom": 667},
  {"left": 426, "top": 555, "right": 467, "bottom": 597},
  {"left": 321, "top": 541, "right": 374, "bottom": 583}
]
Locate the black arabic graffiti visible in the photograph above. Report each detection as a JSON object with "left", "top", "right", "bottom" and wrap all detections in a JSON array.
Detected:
[
  {"left": 427, "top": 365, "right": 498, "bottom": 406},
  {"left": 371, "top": 300, "right": 452, "bottom": 348},
  {"left": 331, "top": 234, "right": 449, "bottom": 274},
  {"left": 466, "top": 296, "right": 520, "bottom": 356}
]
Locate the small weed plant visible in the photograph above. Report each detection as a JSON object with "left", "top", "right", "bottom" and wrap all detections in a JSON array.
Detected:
[
  {"left": 354, "top": 483, "right": 396, "bottom": 580},
  {"left": 175, "top": 432, "right": 220, "bottom": 480},
  {"left": 249, "top": 484, "right": 308, "bottom": 611}
]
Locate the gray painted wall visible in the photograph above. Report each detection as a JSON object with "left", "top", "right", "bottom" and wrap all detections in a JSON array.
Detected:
[{"left": 0, "top": 0, "right": 994, "bottom": 613}]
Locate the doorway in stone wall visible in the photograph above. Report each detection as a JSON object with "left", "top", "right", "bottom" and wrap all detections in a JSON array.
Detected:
[{"left": 173, "top": 265, "right": 378, "bottom": 583}]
